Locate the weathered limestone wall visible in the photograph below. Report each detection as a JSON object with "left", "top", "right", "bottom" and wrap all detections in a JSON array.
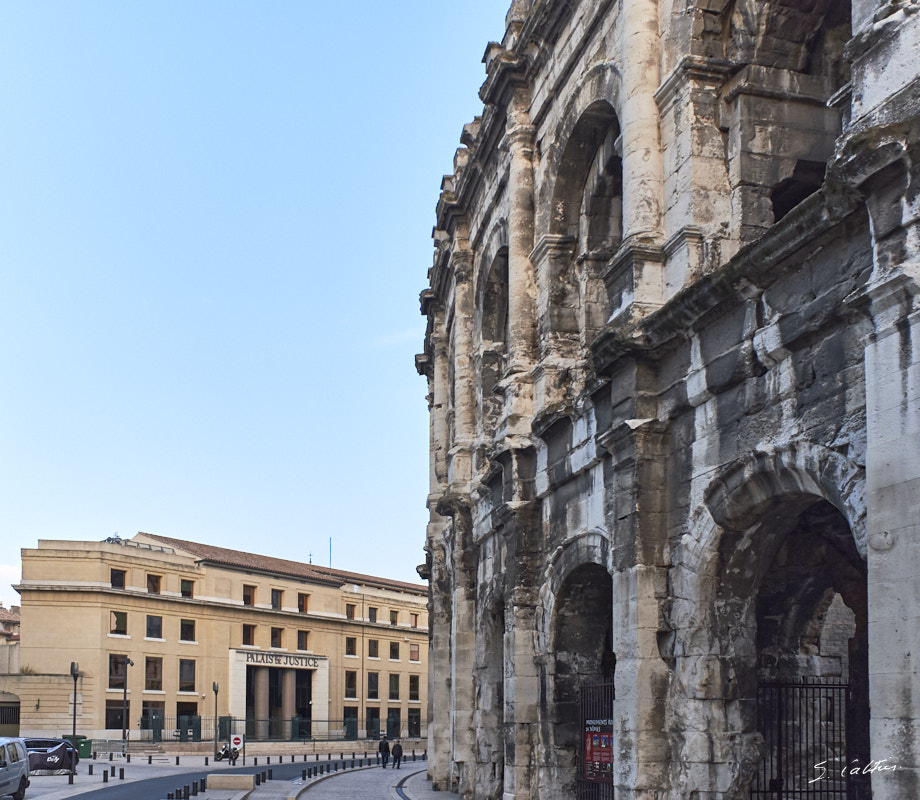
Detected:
[{"left": 417, "top": 1, "right": 920, "bottom": 798}]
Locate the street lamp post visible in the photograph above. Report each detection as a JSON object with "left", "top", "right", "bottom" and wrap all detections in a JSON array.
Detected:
[
  {"left": 70, "top": 661, "right": 79, "bottom": 739},
  {"left": 212, "top": 682, "right": 219, "bottom": 757},
  {"left": 122, "top": 658, "right": 134, "bottom": 755}
]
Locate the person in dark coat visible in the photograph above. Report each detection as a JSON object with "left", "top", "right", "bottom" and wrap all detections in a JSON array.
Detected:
[
  {"left": 391, "top": 740, "right": 403, "bottom": 769},
  {"left": 378, "top": 736, "right": 390, "bottom": 768}
]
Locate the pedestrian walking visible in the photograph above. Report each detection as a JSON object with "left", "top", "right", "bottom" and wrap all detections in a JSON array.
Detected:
[
  {"left": 378, "top": 736, "right": 390, "bottom": 768},
  {"left": 391, "top": 740, "right": 403, "bottom": 769}
]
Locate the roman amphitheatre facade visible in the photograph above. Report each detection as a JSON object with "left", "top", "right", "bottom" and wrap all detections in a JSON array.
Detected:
[{"left": 415, "top": 1, "right": 920, "bottom": 798}]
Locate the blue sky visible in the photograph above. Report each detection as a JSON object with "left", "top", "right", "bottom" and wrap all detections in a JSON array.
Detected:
[{"left": 0, "top": 1, "right": 509, "bottom": 608}]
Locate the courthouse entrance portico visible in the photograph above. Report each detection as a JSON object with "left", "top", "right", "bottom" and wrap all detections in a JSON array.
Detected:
[{"left": 228, "top": 649, "right": 329, "bottom": 740}]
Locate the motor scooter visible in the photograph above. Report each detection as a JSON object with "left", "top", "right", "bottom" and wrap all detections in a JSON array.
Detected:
[{"left": 215, "top": 744, "right": 239, "bottom": 762}]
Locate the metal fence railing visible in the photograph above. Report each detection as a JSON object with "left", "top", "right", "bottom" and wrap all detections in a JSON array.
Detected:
[{"left": 137, "top": 715, "right": 426, "bottom": 743}]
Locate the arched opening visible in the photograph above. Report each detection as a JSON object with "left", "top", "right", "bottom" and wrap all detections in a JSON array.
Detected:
[
  {"left": 0, "top": 691, "right": 20, "bottom": 737},
  {"left": 478, "top": 249, "right": 509, "bottom": 436},
  {"left": 545, "top": 101, "right": 621, "bottom": 355},
  {"left": 716, "top": 497, "right": 870, "bottom": 799},
  {"left": 549, "top": 562, "right": 614, "bottom": 797},
  {"left": 474, "top": 594, "right": 505, "bottom": 800}
]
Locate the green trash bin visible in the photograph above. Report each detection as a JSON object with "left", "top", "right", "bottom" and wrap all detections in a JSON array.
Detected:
[{"left": 65, "top": 735, "right": 93, "bottom": 759}]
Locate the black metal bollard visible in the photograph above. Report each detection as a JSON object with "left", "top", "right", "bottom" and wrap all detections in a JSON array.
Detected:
[
  {"left": 109, "top": 753, "right": 113, "bottom": 762},
  {"left": 204, "top": 756, "right": 208, "bottom": 766},
  {"left": 93, "top": 751, "right": 97, "bottom": 760},
  {"left": 176, "top": 756, "right": 180, "bottom": 766},
  {"left": 254, "top": 757, "right": 258, "bottom": 766},
  {"left": 291, "top": 754, "right": 295, "bottom": 763},
  {"left": 89, "top": 764, "right": 94, "bottom": 775},
  {"left": 126, "top": 754, "right": 131, "bottom": 763},
  {"left": 148, "top": 755, "right": 152, "bottom": 765},
  {"left": 200, "top": 778, "right": 206, "bottom": 791},
  {"left": 110, "top": 765, "right": 116, "bottom": 777},
  {"left": 352, "top": 752, "right": 356, "bottom": 760},
  {"left": 261, "top": 770, "right": 267, "bottom": 783},
  {"left": 68, "top": 773, "right": 74, "bottom": 785},
  {"left": 184, "top": 784, "right": 190, "bottom": 799},
  {"left": 191, "top": 782, "right": 198, "bottom": 796},
  {"left": 302, "top": 768, "right": 306, "bottom": 780},
  {"left": 119, "top": 767, "right": 125, "bottom": 780},
  {"left": 103, "top": 772, "right": 108, "bottom": 783},
  {"left": 168, "top": 793, "right": 173, "bottom": 799},
  {"left": 303, "top": 754, "right": 307, "bottom": 762},
  {"left": 268, "top": 768, "right": 273, "bottom": 780},
  {"left": 255, "top": 774, "right": 260, "bottom": 786},
  {"left": 328, "top": 752, "right": 332, "bottom": 760}
]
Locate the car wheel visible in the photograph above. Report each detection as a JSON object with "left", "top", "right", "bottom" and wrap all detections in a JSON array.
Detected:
[{"left": 11, "top": 776, "right": 27, "bottom": 800}]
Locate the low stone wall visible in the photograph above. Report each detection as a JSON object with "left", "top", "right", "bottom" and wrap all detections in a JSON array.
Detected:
[{"left": 207, "top": 773, "right": 255, "bottom": 790}]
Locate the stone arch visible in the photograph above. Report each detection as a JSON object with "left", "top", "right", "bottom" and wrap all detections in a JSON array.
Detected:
[{"left": 668, "top": 443, "right": 869, "bottom": 797}]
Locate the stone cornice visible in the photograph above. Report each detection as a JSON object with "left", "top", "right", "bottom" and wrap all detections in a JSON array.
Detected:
[{"left": 654, "top": 55, "right": 733, "bottom": 109}]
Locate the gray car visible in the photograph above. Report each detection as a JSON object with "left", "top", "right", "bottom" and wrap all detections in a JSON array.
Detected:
[{"left": 0, "top": 737, "right": 29, "bottom": 800}]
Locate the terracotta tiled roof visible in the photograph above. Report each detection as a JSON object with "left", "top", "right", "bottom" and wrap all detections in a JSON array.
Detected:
[
  {"left": 136, "top": 533, "right": 427, "bottom": 594},
  {"left": 0, "top": 607, "right": 20, "bottom": 623}
]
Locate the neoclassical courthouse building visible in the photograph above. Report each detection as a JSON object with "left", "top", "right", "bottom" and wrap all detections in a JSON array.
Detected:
[
  {"left": 0, "top": 533, "right": 428, "bottom": 743},
  {"left": 415, "top": 0, "right": 919, "bottom": 798}
]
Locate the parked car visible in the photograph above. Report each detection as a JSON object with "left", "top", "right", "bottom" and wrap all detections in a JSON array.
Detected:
[
  {"left": 0, "top": 737, "right": 30, "bottom": 800},
  {"left": 22, "top": 739, "right": 78, "bottom": 772}
]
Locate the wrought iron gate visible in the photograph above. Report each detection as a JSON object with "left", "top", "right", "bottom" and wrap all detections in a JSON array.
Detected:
[
  {"left": 577, "top": 681, "right": 615, "bottom": 800},
  {"left": 752, "top": 679, "right": 851, "bottom": 799}
]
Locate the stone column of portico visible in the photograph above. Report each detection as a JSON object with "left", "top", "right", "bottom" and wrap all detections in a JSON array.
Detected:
[
  {"left": 253, "top": 667, "right": 269, "bottom": 740},
  {"left": 505, "top": 92, "right": 537, "bottom": 434},
  {"left": 450, "top": 246, "right": 476, "bottom": 487},
  {"left": 281, "top": 669, "right": 296, "bottom": 732}
]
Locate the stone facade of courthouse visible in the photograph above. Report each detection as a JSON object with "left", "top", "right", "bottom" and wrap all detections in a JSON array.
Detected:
[{"left": 415, "top": 0, "right": 920, "bottom": 798}]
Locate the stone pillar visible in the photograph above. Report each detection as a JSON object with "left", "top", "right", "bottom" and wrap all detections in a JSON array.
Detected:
[
  {"left": 504, "top": 597, "right": 538, "bottom": 800},
  {"left": 281, "top": 669, "right": 296, "bottom": 727},
  {"left": 620, "top": 0, "right": 663, "bottom": 242},
  {"left": 506, "top": 92, "right": 537, "bottom": 385},
  {"left": 252, "top": 667, "right": 269, "bottom": 740},
  {"left": 450, "top": 248, "right": 475, "bottom": 488}
]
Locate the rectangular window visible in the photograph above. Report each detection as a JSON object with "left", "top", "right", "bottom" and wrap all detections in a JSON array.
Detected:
[
  {"left": 410, "top": 643, "right": 420, "bottom": 662},
  {"left": 145, "top": 657, "right": 163, "bottom": 691},
  {"left": 271, "top": 589, "right": 283, "bottom": 610},
  {"left": 298, "top": 593, "right": 309, "bottom": 613},
  {"left": 146, "top": 615, "right": 162, "bottom": 639},
  {"left": 366, "top": 707, "right": 380, "bottom": 739},
  {"left": 180, "top": 579, "right": 194, "bottom": 598},
  {"left": 345, "top": 637, "right": 357, "bottom": 656},
  {"left": 243, "top": 584, "right": 256, "bottom": 606},
  {"left": 345, "top": 603, "right": 355, "bottom": 620},
  {"left": 271, "top": 627, "right": 283, "bottom": 648},
  {"left": 408, "top": 708, "right": 421, "bottom": 738},
  {"left": 389, "top": 641, "right": 399, "bottom": 660},
  {"left": 180, "top": 619, "right": 196, "bottom": 642},
  {"left": 368, "top": 606, "right": 377, "bottom": 623},
  {"left": 409, "top": 674, "right": 420, "bottom": 701},
  {"left": 147, "top": 574, "right": 161, "bottom": 594},
  {"left": 243, "top": 624, "right": 256, "bottom": 646},
  {"left": 389, "top": 673, "right": 400, "bottom": 700},
  {"left": 297, "top": 630, "right": 309, "bottom": 651},
  {"left": 108, "top": 654, "right": 128, "bottom": 689},
  {"left": 344, "top": 670, "right": 357, "bottom": 698},
  {"left": 368, "top": 639, "right": 379, "bottom": 658},
  {"left": 389, "top": 609, "right": 398, "bottom": 626},
  {"left": 178, "top": 659, "right": 196, "bottom": 692},
  {"left": 110, "top": 610, "right": 127, "bottom": 635},
  {"left": 410, "top": 613, "right": 419, "bottom": 628},
  {"left": 110, "top": 569, "right": 126, "bottom": 589},
  {"left": 368, "top": 672, "right": 379, "bottom": 700},
  {"left": 106, "top": 699, "right": 129, "bottom": 730}
]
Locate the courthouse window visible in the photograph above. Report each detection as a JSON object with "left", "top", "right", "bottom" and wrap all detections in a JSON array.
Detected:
[
  {"left": 389, "top": 674, "right": 399, "bottom": 700},
  {"left": 368, "top": 607, "right": 377, "bottom": 623},
  {"left": 109, "top": 654, "right": 127, "bottom": 689},
  {"left": 368, "top": 672, "right": 379, "bottom": 699},
  {"left": 389, "top": 641, "right": 399, "bottom": 660},
  {"left": 410, "top": 643, "right": 420, "bottom": 662},
  {"left": 243, "top": 624, "right": 256, "bottom": 646},
  {"left": 147, "top": 574, "right": 161, "bottom": 594},
  {"left": 243, "top": 585, "right": 256, "bottom": 606},
  {"left": 297, "top": 630, "right": 309, "bottom": 651},
  {"left": 271, "top": 589, "right": 283, "bottom": 610},
  {"left": 298, "top": 593, "right": 309, "bottom": 613},
  {"left": 345, "top": 604, "right": 355, "bottom": 620},
  {"left": 180, "top": 579, "right": 194, "bottom": 598},
  {"left": 409, "top": 674, "right": 420, "bottom": 701},
  {"left": 271, "top": 627, "right": 283, "bottom": 648},
  {"left": 345, "top": 637, "right": 357, "bottom": 656},
  {"left": 180, "top": 619, "right": 196, "bottom": 642},
  {"left": 368, "top": 639, "right": 379, "bottom": 658},
  {"left": 410, "top": 613, "right": 418, "bottom": 628},
  {"left": 110, "top": 569, "right": 126, "bottom": 589},
  {"left": 345, "top": 670, "right": 357, "bottom": 698},
  {"left": 110, "top": 611, "right": 128, "bottom": 635},
  {"left": 389, "top": 610, "right": 398, "bottom": 626},
  {"left": 145, "top": 657, "right": 163, "bottom": 691},
  {"left": 178, "top": 659, "right": 196, "bottom": 692},
  {"left": 146, "top": 615, "right": 162, "bottom": 639}
]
